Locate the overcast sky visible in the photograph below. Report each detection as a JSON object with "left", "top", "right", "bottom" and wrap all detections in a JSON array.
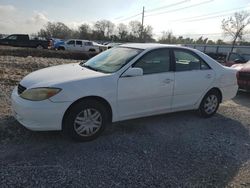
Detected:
[{"left": 0, "top": 0, "right": 250, "bottom": 40}]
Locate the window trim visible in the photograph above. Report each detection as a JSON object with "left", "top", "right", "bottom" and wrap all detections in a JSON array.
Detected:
[
  {"left": 132, "top": 48, "right": 174, "bottom": 75},
  {"left": 171, "top": 48, "right": 211, "bottom": 72}
]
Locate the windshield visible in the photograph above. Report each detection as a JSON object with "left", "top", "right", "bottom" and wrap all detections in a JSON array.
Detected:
[{"left": 81, "top": 47, "right": 142, "bottom": 73}]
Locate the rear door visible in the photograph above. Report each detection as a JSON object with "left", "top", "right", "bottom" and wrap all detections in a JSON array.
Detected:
[
  {"left": 83, "top": 42, "right": 96, "bottom": 52},
  {"left": 172, "top": 49, "right": 215, "bottom": 110},
  {"left": 76, "top": 40, "right": 83, "bottom": 51}
]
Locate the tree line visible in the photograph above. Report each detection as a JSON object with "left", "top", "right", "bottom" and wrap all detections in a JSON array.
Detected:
[
  {"left": 37, "top": 11, "right": 250, "bottom": 46},
  {"left": 37, "top": 20, "right": 155, "bottom": 43}
]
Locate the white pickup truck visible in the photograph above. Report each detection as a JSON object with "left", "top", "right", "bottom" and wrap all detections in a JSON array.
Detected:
[{"left": 58, "top": 39, "right": 100, "bottom": 53}]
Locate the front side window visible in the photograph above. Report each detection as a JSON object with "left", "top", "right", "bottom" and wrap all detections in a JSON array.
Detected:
[
  {"left": 7, "top": 35, "right": 17, "bottom": 40},
  {"left": 174, "top": 50, "right": 210, "bottom": 71},
  {"left": 133, "top": 49, "right": 170, "bottom": 75},
  {"left": 67, "top": 40, "right": 75, "bottom": 45},
  {"left": 82, "top": 47, "right": 142, "bottom": 73}
]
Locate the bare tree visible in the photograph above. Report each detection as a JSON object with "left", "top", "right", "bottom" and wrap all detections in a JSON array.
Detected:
[
  {"left": 94, "top": 20, "right": 115, "bottom": 38},
  {"left": 129, "top": 21, "right": 142, "bottom": 38},
  {"left": 117, "top": 23, "right": 128, "bottom": 41},
  {"left": 37, "top": 22, "right": 72, "bottom": 39},
  {"left": 222, "top": 11, "right": 250, "bottom": 53},
  {"left": 159, "top": 31, "right": 174, "bottom": 43},
  {"left": 106, "top": 21, "right": 115, "bottom": 38},
  {"left": 94, "top": 20, "right": 106, "bottom": 38},
  {"left": 78, "top": 24, "right": 91, "bottom": 39},
  {"left": 142, "top": 25, "right": 154, "bottom": 42}
]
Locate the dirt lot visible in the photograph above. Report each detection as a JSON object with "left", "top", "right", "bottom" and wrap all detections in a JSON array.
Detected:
[
  {"left": 0, "top": 56, "right": 250, "bottom": 187},
  {"left": 0, "top": 45, "right": 98, "bottom": 60}
]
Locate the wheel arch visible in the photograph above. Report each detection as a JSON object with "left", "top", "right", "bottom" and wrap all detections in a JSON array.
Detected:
[
  {"left": 207, "top": 87, "right": 222, "bottom": 103},
  {"left": 62, "top": 96, "right": 113, "bottom": 128}
]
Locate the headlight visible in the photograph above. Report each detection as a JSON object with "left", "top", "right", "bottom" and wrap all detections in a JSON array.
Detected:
[{"left": 20, "top": 87, "right": 61, "bottom": 101}]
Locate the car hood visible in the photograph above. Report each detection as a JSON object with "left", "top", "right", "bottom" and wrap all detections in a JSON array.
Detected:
[
  {"left": 231, "top": 61, "right": 250, "bottom": 72},
  {"left": 20, "top": 63, "right": 107, "bottom": 88}
]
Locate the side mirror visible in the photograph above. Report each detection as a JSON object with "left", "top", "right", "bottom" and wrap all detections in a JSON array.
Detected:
[{"left": 122, "top": 67, "right": 143, "bottom": 77}]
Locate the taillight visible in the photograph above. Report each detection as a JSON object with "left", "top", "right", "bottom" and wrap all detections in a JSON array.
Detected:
[{"left": 48, "top": 40, "right": 53, "bottom": 48}]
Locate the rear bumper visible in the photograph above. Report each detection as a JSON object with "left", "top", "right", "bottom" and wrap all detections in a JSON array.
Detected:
[{"left": 221, "top": 84, "right": 238, "bottom": 101}]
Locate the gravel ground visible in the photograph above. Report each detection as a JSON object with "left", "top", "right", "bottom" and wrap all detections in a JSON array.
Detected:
[{"left": 0, "top": 56, "right": 250, "bottom": 187}]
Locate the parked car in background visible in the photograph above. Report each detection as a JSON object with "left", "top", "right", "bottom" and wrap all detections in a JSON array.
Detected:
[
  {"left": 232, "top": 61, "right": 250, "bottom": 91},
  {"left": 93, "top": 42, "right": 108, "bottom": 52},
  {"left": 58, "top": 39, "right": 100, "bottom": 52},
  {"left": 50, "top": 38, "right": 64, "bottom": 50},
  {"left": 106, "top": 42, "right": 122, "bottom": 49},
  {"left": 0, "top": 34, "right": 50, "bottom": 49},
  {"left": 223, "top": 52, "right": 248, "bottom": 67},
  {"left": 12, "top": 44, "right": 238, "bottom": 141}
]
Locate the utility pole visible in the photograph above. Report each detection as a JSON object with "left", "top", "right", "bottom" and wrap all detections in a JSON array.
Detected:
[{"left": 141, "top": 6, "right": 145, "bottom": 42}]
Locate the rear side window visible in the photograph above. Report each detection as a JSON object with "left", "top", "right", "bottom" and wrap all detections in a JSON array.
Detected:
[
  {"left": 174, "top": 50, "right": 210, "bottom": 71},
  {"left": 84, "top": 42, "right": 93, "bottom": 46},
  {"left": 76, "top": 41, "right": 82, "bottom": 45},
  {"left": 133, "top": 49, "right": 170, "bottom": 75}
]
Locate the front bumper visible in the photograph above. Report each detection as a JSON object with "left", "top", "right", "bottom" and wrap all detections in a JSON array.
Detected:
[{"left": 11, "top": 87, "right": 72, "bottom": 131}]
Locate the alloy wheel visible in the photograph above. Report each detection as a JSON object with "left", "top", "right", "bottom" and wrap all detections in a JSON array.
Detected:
[
  {"left": 73, "top": 108, "right": 102, "bottom": 137},
  {"left": 204, "top": 94, "right": 218, "bottom": 115}
]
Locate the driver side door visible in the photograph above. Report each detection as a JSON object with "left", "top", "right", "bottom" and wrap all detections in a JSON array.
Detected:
[{"left": 117, "top": 48, "right": 174, "bottom": 120}]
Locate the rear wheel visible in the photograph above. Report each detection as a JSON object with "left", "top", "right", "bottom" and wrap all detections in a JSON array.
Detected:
[
  {"left": 89, "top": 49, "right": 96, "bottom": 52},
  {"left": 198, "top": 90, "right": 220, "bottom": 118},
  {"left": 62, "top": 100, "right": 108, "bottom": 141}
]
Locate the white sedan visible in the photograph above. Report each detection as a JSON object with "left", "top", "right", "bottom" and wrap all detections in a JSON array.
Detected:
[{"left": 11, "top": 44, "right": 238, "bottom": 141}]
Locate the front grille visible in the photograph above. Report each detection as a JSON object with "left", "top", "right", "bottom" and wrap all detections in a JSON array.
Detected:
[
  {"left": 239, "top": 72, "right": 250, "bottom": 80},
  {"left": 17, "top": 84, "right": 26, "bottom": 95}
]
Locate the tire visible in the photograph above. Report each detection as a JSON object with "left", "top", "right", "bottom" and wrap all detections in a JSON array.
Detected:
[
  {"left": 89, "top": 49, "right": 96, "bottom": 52},
  {"left": 36, "top": 44, "right": 44, "bottom": 49},
  {"left": 58, "top": 46, "right": 65, "bottom": 50},
  {"left": 62, "top": 100, "right": 109, "bottom": 142},
  {"left": 198, "top": 90, "right": 220, "bottom": 118}
]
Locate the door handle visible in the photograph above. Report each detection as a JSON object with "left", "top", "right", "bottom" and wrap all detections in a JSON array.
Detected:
[{"left": 163, "top": 78, "right": 174, "bottom": 84}]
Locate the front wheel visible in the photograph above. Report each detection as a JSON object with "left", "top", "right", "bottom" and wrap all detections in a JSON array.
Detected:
[
  {"left": 62, "top": 100, "right": 108, "bottom": 141},
  {"left": 58, "top": 46, "right": 65, "bottom": 50},
  {"left": 198, "top": 90, "right": 220, "bottom": 118}
]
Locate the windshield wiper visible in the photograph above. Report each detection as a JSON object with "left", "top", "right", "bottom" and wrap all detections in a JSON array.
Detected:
[{"left": 81, "top": 64, "right": 100, "bottom": 72}]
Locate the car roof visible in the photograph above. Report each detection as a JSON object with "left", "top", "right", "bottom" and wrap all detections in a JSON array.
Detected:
[{"left": 120, "top": 43, "right": 193, "bottom": 51}]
